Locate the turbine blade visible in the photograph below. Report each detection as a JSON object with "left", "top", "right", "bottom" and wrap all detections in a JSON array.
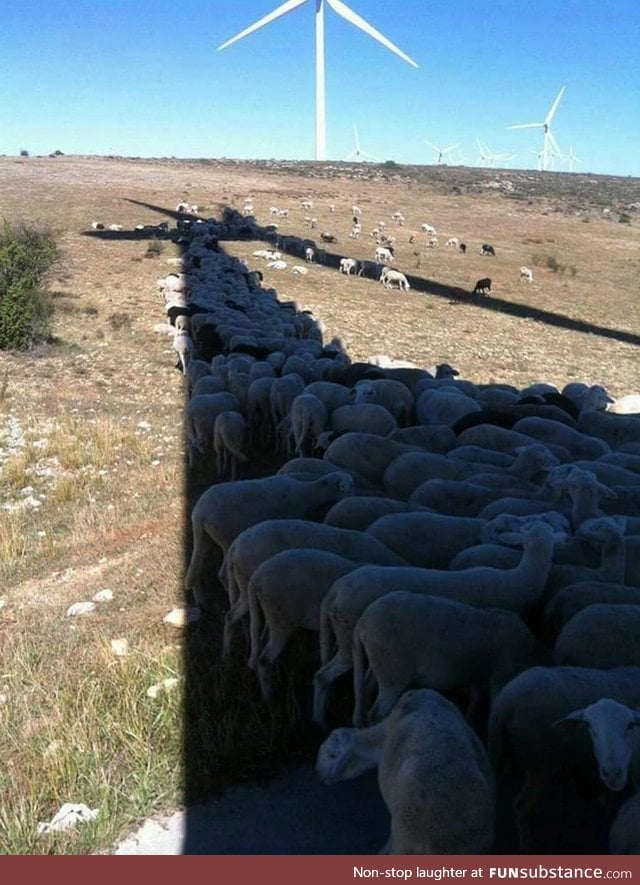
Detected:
[
  {"left": 547, "top": 131, "right": 562, "bottom": 157},
  {"left": 507, "top": 122, "right": 543, "bottom": 130},
  {"left": 425, "top": 141, "right": 441, "bottom": 152},
  {"left": 545, "top": 86, "right": 565, "bottom": 124},
  {"left": 442, "top": 144, "right": 460, "bottom": 153},
  {"left": 326, "top": 0, "right": 419, "bottom": 67},
  {"left": 218, "top": 0, "right": 309, "bottom": 50}
]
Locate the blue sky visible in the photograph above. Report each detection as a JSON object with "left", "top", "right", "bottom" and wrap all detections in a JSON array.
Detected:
[{"left": 1, "top": 0, "right": 638, "bottom": 176}]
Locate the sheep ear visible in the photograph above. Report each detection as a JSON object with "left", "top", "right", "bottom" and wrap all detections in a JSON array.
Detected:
[{"left": 553, "top": 710, "right": 585, "bottom": 729}]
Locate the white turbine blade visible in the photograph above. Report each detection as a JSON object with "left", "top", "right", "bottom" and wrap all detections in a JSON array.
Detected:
[
  {"left": 507, "top": 122, "right": 543, "bottom": 130},
  {"left": 441, "top": 143, "right": 460, "bottom": 154},
  {"left": 545, "top": 86, "right": 565, "bottom": 125},
  {"left": 425, "top": 141, "right": 441, "bottom": 153},
  {"left": 547, "top": 131, "right": 562, "bottom": 157},
  {"left": 218, "top": 0, "right": 309, "bottom": 50},
  {"left": 326, "top": 0, "right": 419, "bottom": 67}
]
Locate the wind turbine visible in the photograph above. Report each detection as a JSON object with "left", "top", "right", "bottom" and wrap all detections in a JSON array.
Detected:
[
  {"left": 425, "top": 141, "right": 460, "bottom": 165},
  {"left": 344, "top": 124, "right": 378, "bottom": 162},
  {"left": 218, "top": 0, "right": 418, "bottom": 162},
  {"left": 566, "top": 145, "right": 582, "bottom": 173},
  {"left": 507, "top": 86, "right": 565, "bottom": 172},
  {"left": 476, "top": 139, "right": 510, "bottom": 168}
]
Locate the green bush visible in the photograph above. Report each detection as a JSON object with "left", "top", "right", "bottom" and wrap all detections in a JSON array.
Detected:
[{"left": 0, "top": 220, "right": 59, "bottom": 350}]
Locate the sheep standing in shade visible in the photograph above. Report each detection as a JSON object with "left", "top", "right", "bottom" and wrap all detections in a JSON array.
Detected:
[{"left": 317, "top": 689, "right": 495, "bottom": 854}]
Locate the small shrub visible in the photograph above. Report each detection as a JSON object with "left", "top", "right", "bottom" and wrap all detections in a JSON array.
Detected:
[
  {"left": 619, "top": 213, "right": 632, "bottom": 224},
  {"left": 0, "top": 221, "right": 59, "bottom": 350},
  {"left": 145, "top": 241, "right": 165, "bottom": 258}
]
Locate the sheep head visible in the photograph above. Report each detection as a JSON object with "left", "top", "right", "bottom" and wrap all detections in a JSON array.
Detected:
[{"left": 553, "top": 699, "right": 640, "bottom": 792}]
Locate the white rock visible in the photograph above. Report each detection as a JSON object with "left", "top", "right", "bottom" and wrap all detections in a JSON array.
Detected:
[
  {"left": 37, "top": 803, "right": 99, "bottom": 835},
  {"left": 66, "top": 602, "right": 96, "bottom": 617},
  {"left": 93, "top": 589, "right": 113, "bottom": 603},
  {"left": 110, "top": 638, "right": 129, "bottom": 657},
  {"left": 163, "top": 607, "right": 200, "bottom": 628},
  {"left": 146, "top": 677, "right": 180, "bottom": 699}
]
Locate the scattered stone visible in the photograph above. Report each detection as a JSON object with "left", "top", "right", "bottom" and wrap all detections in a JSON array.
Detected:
[
  {"left": 66, "top": 602, "right": 96, "bottom": 617},
  {"left": 37, "top": 803, "right": 99, "bottom": 835},
  {"left": 110, "top": 638, "right": 129, "bottom": 657},
  {"left": 163, "top": 606, "right": 200, "bottom": 628},
  {"left": 146, "top": 677, "right": 180, "bottom": 699}
]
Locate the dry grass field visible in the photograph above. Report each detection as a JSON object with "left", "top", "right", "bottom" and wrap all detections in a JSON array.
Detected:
[{"left": 0, "top": 154, "right": 639, "bottom": 854}]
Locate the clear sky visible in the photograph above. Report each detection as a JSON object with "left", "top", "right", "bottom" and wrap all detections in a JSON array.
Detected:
[{"left": 1, "top": 0, "right": 638, "bottom": 176}]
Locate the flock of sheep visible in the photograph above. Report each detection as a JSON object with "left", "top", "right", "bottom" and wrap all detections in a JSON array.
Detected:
[{"left": 150, "top": 199, "right": 640, "bottom": 855}]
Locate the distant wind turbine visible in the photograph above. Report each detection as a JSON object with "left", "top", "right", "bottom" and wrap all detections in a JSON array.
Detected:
[
  {"left": 566, "top": 145, "right": 582, "bottom": 173},
  {"left": 507, "top": 86, "right": 565, "bottom": 172},
  {"left": 345, "top": 125, "right": 378, "bottom": 162},
  {"left": 218, "top": 0, "right": 418, "bottom": 161},
  {"left": 425, "top": 141, "right": 460, "bottom": 165}
]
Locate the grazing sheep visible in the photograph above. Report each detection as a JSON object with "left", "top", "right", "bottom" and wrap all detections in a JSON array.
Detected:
[
  {"left": 420, "top": 223, "right": 437, "bottom": 235},
  {"left": 381, "top": 270, "right": 410, "bottom": 290},
  {"left": 520, "top": 266, "right": 534, "bottom": 283},
  {"left": 185, "top": 472, "right": 355, "bottom": 606},
  {"left": 374, "top": 246, "right": 395, "bottom": 264},
  {"left": 317, "top": 689, "right": 495, "bottom": 854},
  {"left": 459, "top": 242, "right": 467, "bottom": 253},
  {"left": 213, "top": 411, "right": 248, "bottom": 480},
  {"left": 446, "top": 237, "right": 459, "bottom": 248},
  {"left": 291, "top": 264, "right": 308, "bottom": 275},
  {"left": 473, "top": 277, "right": 492, "bottom": 297},
  {"left": 339, "top": 257, "right": 359, "bottom": 275},
  {"left": 352, "top": 591, "right": 545, "bottom": 726},
  {"left": 366, "top": 511, "right": 487, "bottom": 569},
  {"left": 480, "top": 244, "right": 496, "bottom": 256}
]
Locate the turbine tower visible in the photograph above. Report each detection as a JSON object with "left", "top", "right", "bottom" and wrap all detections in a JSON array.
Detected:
[
  {"left": 425, "top": 141, "right": 460, "bottom": 165},
  {"left": 218, "top": 0, "right": 418, "bottom": 161},
  {"left": 507, "top": 86, "right": 565, "bottom": 172},
  {"left": 345, "top": 125, "right": 378, "bottom": 162}
]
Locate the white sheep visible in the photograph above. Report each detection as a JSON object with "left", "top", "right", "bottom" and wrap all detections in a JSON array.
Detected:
[
  {"left": 330, "top": 403, "right": 397, "bottom": 437},
  {"left": 289, "top": 393, "right": 328, "bottom": 457},
  {"left": 427, "top": 236, "right": 438, "bottom": 248},
  {"left": 609, "top": 790, "right": 640, "bottom": 854},
  {"left": 291, "top": 265, "right": 308, "bottom": 275},
  {"left": 352, "top": 591, "right": 544, "bottom": 726},
  {"left": 520, "top": 266, "right": 534, "bottom": 283},
  {"left": 488, "top": 665, "right": 640, "bottom": 851},
  {"left": 172, "top": 330, "right": 192, "bottom": 374},
  {"left": 351, "top": 380, "right": 414, "bottom": 426},
  {"left": 317, "top": 689, "right": 495, "bottom": 854},
  {"left": 324, "top": 432, "right": 419, "bottom": 488},
  {"left": 339, "top": 258, "right": 358, "bottom": 275},
  {"left": 313, "top": 521, "right": 556, "bottom": 724},
  {"left": 554, "top": 603, "right": 640, "bottom": 669},
  {"left": 543, "top": 581, "right": 640, "bottom": 638},
  {"left": 185, "top": 473, "right": 354, "bottom": 607},
  {"left": 381, "top": 270, "right": 410, "bottom": 291},
  {"left": 420, "top": 223, "right": 437, "bottom": 235},
  {"left": 184, "top": 392, "right": 240, "bottom": 464},
  {"left": 374, "top": 246, "right": 395, "bottom": 264},
  {"left": 446, "top": 237, "right": 459, "bottom": 248},
  {"left": 267, "top": 259, "right": 287, "bottom": 270},
  {"left": 608, "top": 394, "right": 640, "bottom": 415},
  {"left": 304, "top": 247, "right": 315, "bottom": 263},
  {"left": 323, "top": 496, "right": 428, "bottom": 532},
  {"left": 366, "top": 510, "right": 486, "bottom": 569},
  {"left": 247, "top": 549, "right": 357, "bottom": 700},
  {"left": 219, "top": 519, "right": 407, "bottom": 655},
  {"left": 213, "top": 411, "right": 248, "bottom": 480}
]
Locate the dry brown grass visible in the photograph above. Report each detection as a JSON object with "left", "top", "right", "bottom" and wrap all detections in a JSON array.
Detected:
[{"left": 0, "top": 154, "right": 638, "bottom": 853}]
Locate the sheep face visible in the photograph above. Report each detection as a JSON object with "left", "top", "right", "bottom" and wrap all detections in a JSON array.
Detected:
[
  {"left": 554, "top": 699, "right": 640, "bottom": 792},
  {"left": 316, "top": 728, "right": 367, "bottom": 784}
]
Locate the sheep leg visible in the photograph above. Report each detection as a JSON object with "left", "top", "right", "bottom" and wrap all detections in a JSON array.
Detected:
[
  {"left": 257, "top": 627, "right": 292, "bottom": 704},
  {"left": 184, "top": 515, "right": 211, "bottom": 597},
  {"left": 222, "top": 598, "right": 249, "bottom": 657},
  {"left": 312, "top": 653, "right": 352, "bottom": 726}
]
